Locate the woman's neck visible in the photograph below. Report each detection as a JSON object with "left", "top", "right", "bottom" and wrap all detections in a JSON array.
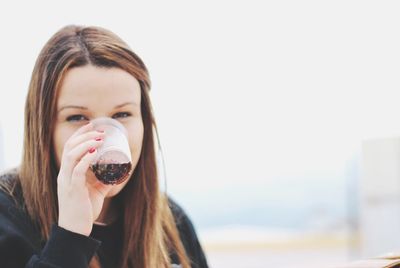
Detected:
[{"left": 95, "top": 197, "right": 120, "bottom": 225}]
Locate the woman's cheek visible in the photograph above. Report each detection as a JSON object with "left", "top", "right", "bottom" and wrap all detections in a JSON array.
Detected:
[
  {"left": 52, "top": 128, "right": 63, "bottom": 167},
  {"left": 128, "top": 120, "right": 144, "bottom": 145},
  {"left": 53, "top": 125, "right": 75, "bottom": 168},
  {"left": 131, "top": 133, "right": 143, "bottom": 159}
]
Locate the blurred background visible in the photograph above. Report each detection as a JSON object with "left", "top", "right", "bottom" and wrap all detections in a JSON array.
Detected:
[{"left": 1, "top": 1, "right": 400, "bottom": 267}]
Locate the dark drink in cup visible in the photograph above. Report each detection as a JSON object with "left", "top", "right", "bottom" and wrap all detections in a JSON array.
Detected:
[
  {"left": 91, "top": 162, "right": 132, "bottom": 185},
  {"left": 89, "top": 118, "right": 132, "bottom": 185}
]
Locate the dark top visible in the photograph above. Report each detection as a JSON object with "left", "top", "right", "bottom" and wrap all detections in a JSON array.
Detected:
[{"left": 0, "top": 171, "right": 209, "bottom": 268}]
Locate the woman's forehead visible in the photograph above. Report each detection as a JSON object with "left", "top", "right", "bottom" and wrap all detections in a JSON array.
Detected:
[{"left": 57, "top": 65, "right": 141, "bottom": 108}]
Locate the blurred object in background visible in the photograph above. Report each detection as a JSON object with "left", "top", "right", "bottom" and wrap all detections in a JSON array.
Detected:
[
  {"left": 333, "top": 251, "right": 400, "bottom": 268},
  {"left": 0, "top": 123, "right": 4, "bottom": 172},
  {"left": 360, "top": 137, "right": 400, "bottom": 258},
  {"left": 194, "top": 156, "right": 360, "bottom": 268}
]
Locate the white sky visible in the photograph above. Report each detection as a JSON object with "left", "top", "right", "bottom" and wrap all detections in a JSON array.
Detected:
[{"left": 0, "top": 0, "right": 399, "bottom": 200}]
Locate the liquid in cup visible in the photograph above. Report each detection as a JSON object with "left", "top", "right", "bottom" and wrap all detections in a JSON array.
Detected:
[{"left": 89, "top": 117, "right": 132, "bottom": 185}]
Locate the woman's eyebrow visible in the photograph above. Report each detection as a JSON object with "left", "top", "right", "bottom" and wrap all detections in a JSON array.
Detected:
[
  {"left": 57, "top": 105, "right": 87, "bottom": 113},
  {"left": 115, "top": 102, "right": 138, "bottom": 108},
  {"left": 58, "top": 102, "right": 138, "bottom": 113}
]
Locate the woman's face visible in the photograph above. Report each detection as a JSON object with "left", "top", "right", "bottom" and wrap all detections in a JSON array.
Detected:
[{"left": 53, "top": 65, "right": 144, "bottom": 197}]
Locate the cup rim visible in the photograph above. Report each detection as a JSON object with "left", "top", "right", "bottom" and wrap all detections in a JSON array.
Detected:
[{"left": 90, "top": 117, "right": 127, "bottom": 134}]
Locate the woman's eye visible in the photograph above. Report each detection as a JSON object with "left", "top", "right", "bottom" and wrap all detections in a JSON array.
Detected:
[
  {"left": 66, "top": 114, "right": 88, "bottom": 122},
  {"left": 112, "top": 112, "right": 132, "bottom": 119}
]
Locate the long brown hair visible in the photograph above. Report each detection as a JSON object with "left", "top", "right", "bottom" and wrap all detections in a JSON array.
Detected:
[{"left": 17, "top": 25, "right": 190, "bottom": 268}]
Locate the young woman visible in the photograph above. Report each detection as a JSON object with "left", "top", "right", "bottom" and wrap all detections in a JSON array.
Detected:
[{"left": 0, "top": 25, "right": 208, "bottom": 268}]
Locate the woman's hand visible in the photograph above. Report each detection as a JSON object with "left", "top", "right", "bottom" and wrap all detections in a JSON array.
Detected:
[{"left": 57, "top": 122, "right": 112, "bottom": 236}]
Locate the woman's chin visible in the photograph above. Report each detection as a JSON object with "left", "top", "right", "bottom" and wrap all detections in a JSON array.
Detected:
[{"left": 105, "top": 178, "right": 130, "bottom": 197}]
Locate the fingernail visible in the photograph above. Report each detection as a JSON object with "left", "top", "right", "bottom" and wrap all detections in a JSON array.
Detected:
[
  {"left": 95, "top": 137, "right": 102, "bottom": 141},
  {"left": 89, "top": 147, "right": 96, "bottom": 153}
]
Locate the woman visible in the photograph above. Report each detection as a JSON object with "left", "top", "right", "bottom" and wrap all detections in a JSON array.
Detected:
[{"left": 0, "top": 25, "right": 208, "bottom": 268}]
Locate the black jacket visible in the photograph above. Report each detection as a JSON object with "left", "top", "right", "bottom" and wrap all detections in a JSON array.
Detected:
[{"left": 0, "top": 170, "right": 208, "bottom": 268}]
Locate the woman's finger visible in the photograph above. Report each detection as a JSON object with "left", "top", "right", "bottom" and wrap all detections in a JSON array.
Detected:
[
  {"left": 60, "top": 138, "right": 104, "bottom": 181},
  {"left": 70, "top": 147, "right": 99, "bottom": 187},
  {"left": 64, "top": 130, "right": 105, "bottom": 152},
  {"left": 68, "top": 122, "right": 94, "bottom": 140}
]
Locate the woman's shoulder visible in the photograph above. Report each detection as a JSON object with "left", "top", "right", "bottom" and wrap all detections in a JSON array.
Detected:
[
  {"left": 0, "top": 168, "right": 36, "bottom": 234},
  {"left": 167, "top": 197, "right": 190, "bottom": 224},
  {"left": 167, "top": 196, "right": 209, "bottom": 268},
  {"left": 0, "top": 168, "right": 21, "bottom": 198},
  {"left": 0, "top": 167, "right": 23, "bottom": 207},
  {"left": 0, "top": 168, "right": 31, "bottom": 224},
  {"left": 167, "top": 196, "right": 200, "bottom": 236},
  {"left": 0, "top": 168, "right": 43, "bottom": 249},
  {"left": 167, "top": 197, "right": 200, "bottom": 243}
]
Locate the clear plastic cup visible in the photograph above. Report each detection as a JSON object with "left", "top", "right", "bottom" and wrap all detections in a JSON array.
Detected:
[{"left": 89, "top": 117, "right": 132, "bottom": 185}]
